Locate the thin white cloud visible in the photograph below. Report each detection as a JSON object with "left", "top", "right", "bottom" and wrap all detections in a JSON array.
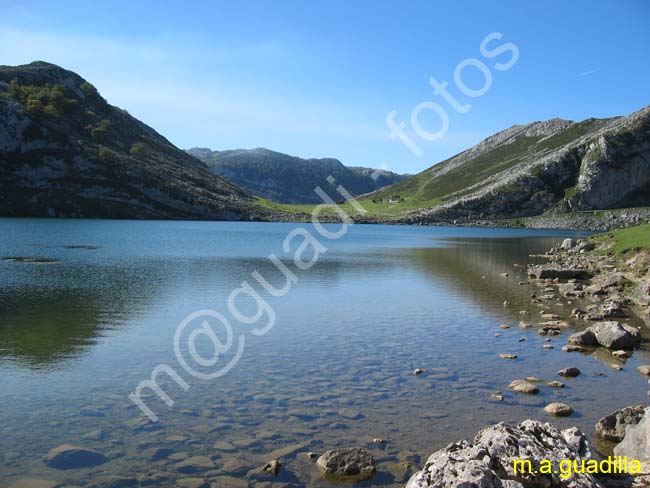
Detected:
[{"left": 577, "top": 69, "right": 598, "bottom": 77}]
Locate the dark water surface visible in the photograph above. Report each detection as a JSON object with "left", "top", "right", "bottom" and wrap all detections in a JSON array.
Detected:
[{"left": 1, "top": 219, "right": 648, "bottom": 487}]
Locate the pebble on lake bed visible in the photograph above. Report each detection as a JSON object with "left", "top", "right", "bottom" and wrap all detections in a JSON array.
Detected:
[
  {"left": 544, "top": 402, "right": 574, "bottom": 417},
  {"left": 508, "top": 379, "right": 539, "bottom": 394},
  {"left": 316, "top": 447, "right": 376, "bottom": 482},
  {"left": 558, "top": 367, "right": 581, "bottom": 378},
  {"left": 637, "top": 365, "right": 650, "bottom": 376},
  {"left": 262, "top": 459, "right": 281, "bottom": 477}
]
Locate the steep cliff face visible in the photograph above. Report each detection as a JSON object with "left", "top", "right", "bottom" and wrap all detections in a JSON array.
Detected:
[
  {"left": 386, "top": 106, "right": 650, "bottom": 223},
  {"left": 0, "top": 62, "right": 279, "bottom": 220},
  {"left": 575, "top": 121, "right": 650, "bottom": 210}
]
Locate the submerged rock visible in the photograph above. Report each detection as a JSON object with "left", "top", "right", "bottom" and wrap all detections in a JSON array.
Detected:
[
  {"left": 85, "top": 476, "right": 138, "bottom": 488},
  {"left": 544, "top": 402, "right": 574, "bottom": 417},
  {"left": 595, "top": 405, "right": 645, "bottom": 442},
  {"left": 637, "top": 365, "right": 650, "bottom": 376},
  {"left": 175, "top": 456, "right": 216, "bottom": 473},
  {"left": 558, "top": 367, "right": 581, "bottom": 378},
  {"left": 508, "top": 379, "right": 539, "bottom": 394},
  {"left": 176, "top": 479, "right": 209, "bottom": 488},
  {"left": 8, "top": 480, "right": 61, "bottom": 488},
  {"left": 498, "top": 353, "right": 517, "bottom": 359},
  {"left": 262, "top": 459, "right": 281, "bottom": 477},
  {"left": 316, "top": 447, "right": 375, "bottom": 481},
  {"left": 405, "top": 420, "right": 599, "bottom": 487},
  {"left": 44, "top": 444, "right": 108, "bottom": 469}
]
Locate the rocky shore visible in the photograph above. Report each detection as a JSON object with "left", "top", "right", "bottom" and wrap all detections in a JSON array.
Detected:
[{"left": 406, "top": 232, "right": 650, "bottom": 487}]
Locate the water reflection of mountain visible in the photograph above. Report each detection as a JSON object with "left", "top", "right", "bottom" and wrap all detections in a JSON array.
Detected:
[
  {"left": 407, "top": 236, "right": 564, "bottom": 321},
  {"left": 0, "top": 264, "right": 161, "bottom": 370},
  {"left": 0, "top": 254, "right": 359, "bottom": 370}
]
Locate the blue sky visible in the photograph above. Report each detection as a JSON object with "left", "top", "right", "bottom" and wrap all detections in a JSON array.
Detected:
[{"left": 1, "top": 0, "right": 649, "bottom": 174}]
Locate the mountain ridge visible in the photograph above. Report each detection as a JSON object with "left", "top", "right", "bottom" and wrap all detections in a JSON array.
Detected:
[
  {"left": 186, "top": 146, "right": 406, "bottom": 204},
  {"left": 358, "top": 106, "right": 649, "bottom": 223},
  {"left": 0, "top": 61, "right": 286, "bottom": 220}
]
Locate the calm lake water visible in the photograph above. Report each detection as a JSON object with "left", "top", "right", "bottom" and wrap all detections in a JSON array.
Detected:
[{"left": 1, "top": 219, "right": 648, "bottom": 487}]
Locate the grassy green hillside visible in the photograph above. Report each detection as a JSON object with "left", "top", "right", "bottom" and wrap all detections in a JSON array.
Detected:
[
  {"left": 362, "top": 118, "right": 604, "bottom": 216},
  {"left": 259, "top": 117, "right": 607, "bottom": 220},
  {"left": 594, "top": 223, "right": 650, "bottom": 255}
]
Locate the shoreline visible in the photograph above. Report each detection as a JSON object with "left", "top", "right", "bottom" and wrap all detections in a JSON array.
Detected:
[
  {"left": 3, "top": 206, "right": 648, "bottom": 232},
  {"left": 408, "top": 229, "right": 650, "bottom": 486}
]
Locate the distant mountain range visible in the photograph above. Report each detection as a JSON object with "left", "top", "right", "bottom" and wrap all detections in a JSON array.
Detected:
[
  {"left": 185, "top": 147, "right": 406, "bottom": 204},
  {"left": 0, "top": 62, "right": 282, "bottom": 220},
  {"left": 0, "top": 61, "right": 648, "bottom": 227}
]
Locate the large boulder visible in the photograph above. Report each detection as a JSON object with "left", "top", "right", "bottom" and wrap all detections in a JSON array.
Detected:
[
  {"left": 316, "top": 447, "right": 375, "bottom": 481},
  {"left": 406, "top": 420, "right": 599, "bottom": 487},
  {"left": 595, "top": 405, "right": 645, "bottom": 442},
  {"left": 44, "top": 444, "right": 108, "bottom": 469},
  {"left": 562, "top": 238, "right": 576, "bottom": 250},
  {"left": 590, "top": 321, "right": 640, "bottom": 349},
  {"left": 529, "top": 266, "right": 592, "bottom": 280},
  {"left": 614, "top": 407, "right": 650, "bottom": 474}
]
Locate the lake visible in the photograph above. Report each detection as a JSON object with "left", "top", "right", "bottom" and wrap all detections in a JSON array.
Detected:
[{"left": 1, "top": 219, "right": 648, "bottom": 487}]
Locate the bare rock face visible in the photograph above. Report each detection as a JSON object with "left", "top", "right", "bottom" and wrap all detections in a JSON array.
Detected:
[
  {"left": 316, "top": 447, "right": 375, "bottom": 481},
  {"left": 406, "top": 420, "right": 600, "bottom": 488},
  {"left": 576, "top": 124, "right": 650, "bottom": 210},
  {"left": 614, "top": 407, "right": 650, "bottom": 474},
  {"left": 633, "top": 280, "right": 650, "bottom": 306},
  {"left": 398, "top": 105, "right": 650, "bottom": 225},
  {"left": 595, "top": 405, "right": 645, "bottom": 442},
  {"left": 44, "top": 444, "right": 108, "bottom": 469}
]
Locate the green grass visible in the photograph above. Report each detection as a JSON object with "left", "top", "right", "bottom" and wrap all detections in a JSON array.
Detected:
[
  {"left": 256, "top": 117, "right": 612, "bottom": 220},
  {"left": 593, "top": 223, "right": 650, "bottom": 254},
  {"left": 254, "top": 196, "right": 426, "bottom": 220}
]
